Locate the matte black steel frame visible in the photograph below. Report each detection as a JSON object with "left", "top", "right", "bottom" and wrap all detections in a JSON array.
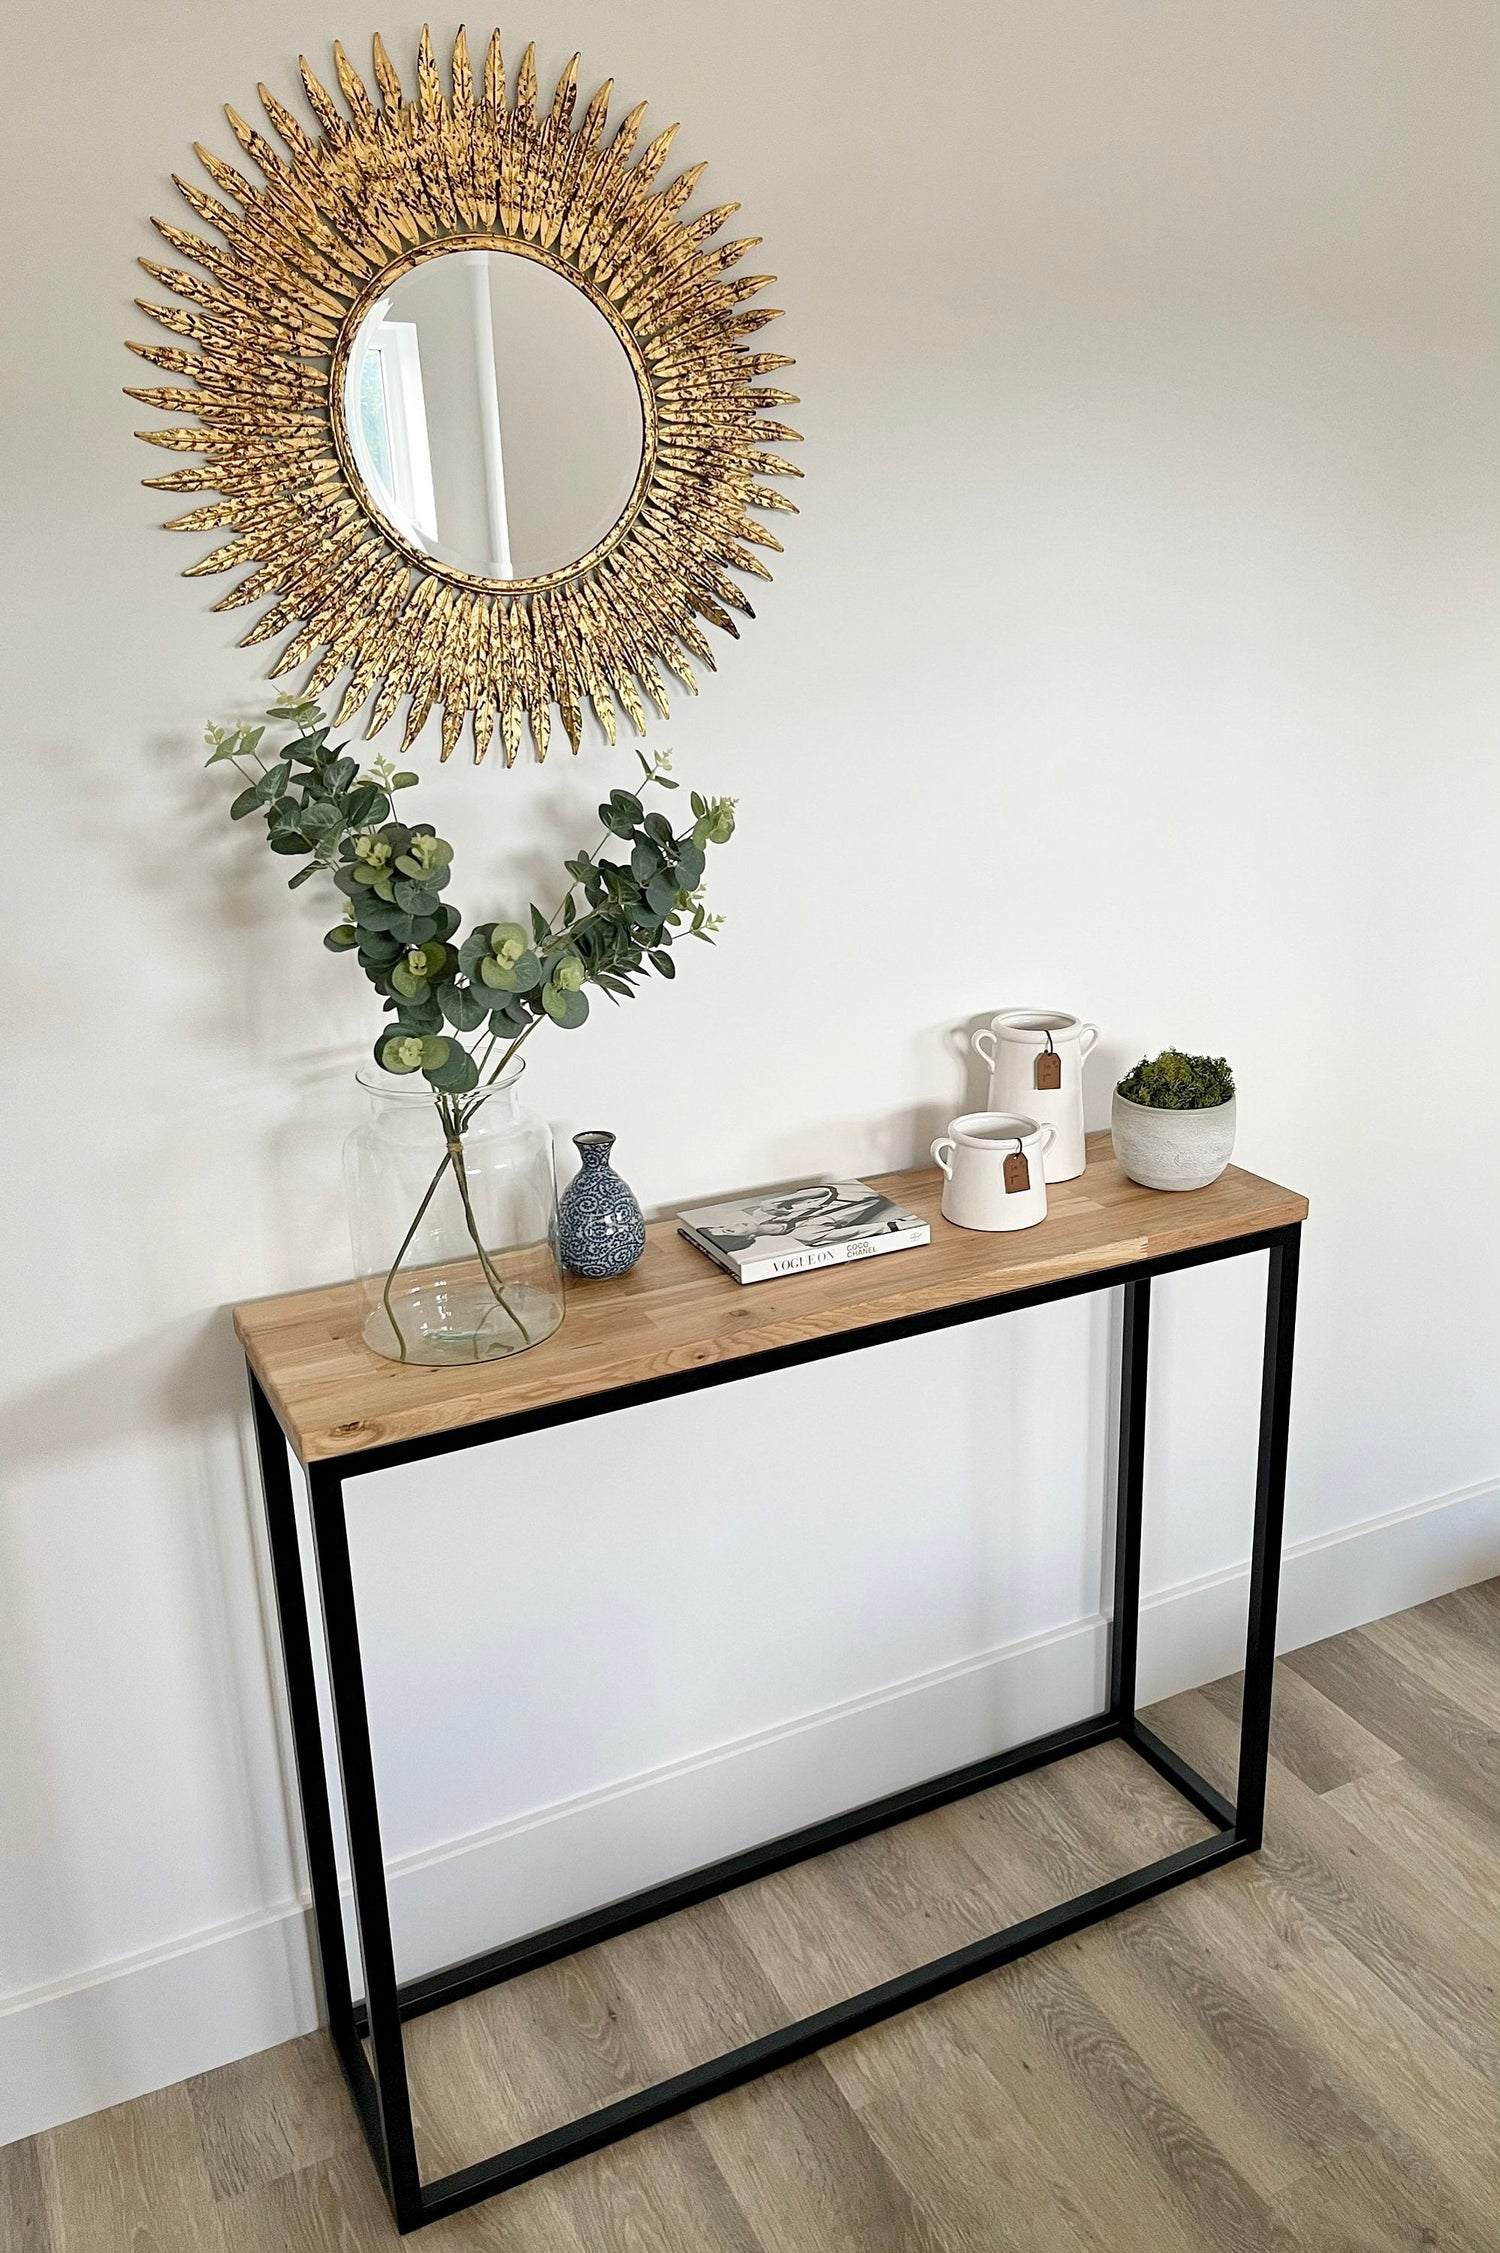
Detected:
[{"left": 247, "top": 1221, "right": 1301, "bottom": 2233}]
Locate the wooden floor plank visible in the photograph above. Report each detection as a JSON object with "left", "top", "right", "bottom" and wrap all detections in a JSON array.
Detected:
[
  {"left": 38, "top": 2085, "right": 228, "bottom": 2253},
  {"left": 691, "top": 2056, "right": 966, "bottom": 2253},
  {"left": 14, "top": 1582, "right": 1500, "bottom": 2251},
  {"left": 1198, "top": 1663, "right": 1403, "bottom": 1797},
  {"left": 1325, "top": 1755, "right": 1500, "bottom": 1949},
  {"left": 1273, "top": 2130, "right": 1500, "bottom": 2253},
  {"left": 0, "top": 2135, "right": 52, "bottom": 2253},
  {"left": 940, "top": 1956, "right": 1292, "bottom": 2253},
  {"left": 1153, "top": 1683, "right": 1500, "bottom": 2090},
  {"left": 1362, "top": 1592, "right": 1500, "bottom": 1732},
  {"left": 186, "top": 2030, "right": 360, "bottom": 2200},
  {"left": 1285, "top": 1627, "right": 1500, "bottom": 1828}
]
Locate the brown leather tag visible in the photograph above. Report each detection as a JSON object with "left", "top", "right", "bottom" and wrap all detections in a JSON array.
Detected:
[
  {"left": 1004, "top": 1150, "right": 1031, "bottom": 1194},
  {"left": 1035, "top": 1049, "right": 1062, "bottom": 1090}
]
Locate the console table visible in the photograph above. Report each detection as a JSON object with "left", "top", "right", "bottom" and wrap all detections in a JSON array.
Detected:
[{"left": 236, "top": 1133, "right": 1306, "bottom": 2234}]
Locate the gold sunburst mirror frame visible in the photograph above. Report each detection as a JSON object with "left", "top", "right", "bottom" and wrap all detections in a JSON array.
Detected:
[{"left": 128, "top": 26, "right": 801, "bottom": 763}]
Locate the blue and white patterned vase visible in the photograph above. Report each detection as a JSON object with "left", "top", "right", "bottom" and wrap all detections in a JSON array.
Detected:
[{"left": 557, "top": 1131, "right": 647, "bottom": 1279}]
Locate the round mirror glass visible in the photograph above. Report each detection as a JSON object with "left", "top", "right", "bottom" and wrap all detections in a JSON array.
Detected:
[{"left": 342, "top": 247, "right": 645, "bottom": 581}]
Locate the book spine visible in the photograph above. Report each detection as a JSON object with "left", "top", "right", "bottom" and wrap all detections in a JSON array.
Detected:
[
  {"left": 732, "top": 1226, "right": 930, "bottom": 1285},
  {"left": 675, "top": 1226, "right": 742, "bottom": 1280}
]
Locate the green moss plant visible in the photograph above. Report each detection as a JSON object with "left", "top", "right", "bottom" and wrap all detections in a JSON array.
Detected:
[{"left": 1116, "top": 1050, "right": 1235, "bottom": 1111}]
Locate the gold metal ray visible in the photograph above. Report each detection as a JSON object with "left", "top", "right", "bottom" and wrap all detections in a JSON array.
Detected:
[{"left": 131, "top": 27, "right": 799, "bottom": 759}]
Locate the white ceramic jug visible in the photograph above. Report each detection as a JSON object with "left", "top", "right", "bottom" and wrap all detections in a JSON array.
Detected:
[
  {"left": 971, "top": 1009, "right": 1098, "bottom": 1183},
  {"left": 930, "top": 1113, "right": 1056, "bottom": 1232}
]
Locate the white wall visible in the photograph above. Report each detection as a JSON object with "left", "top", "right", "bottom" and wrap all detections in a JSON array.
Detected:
[{"left": 4, "top": 0, "right": 1499, "bottom": 2142}]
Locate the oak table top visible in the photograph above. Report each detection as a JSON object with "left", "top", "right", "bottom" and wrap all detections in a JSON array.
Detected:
[{"left": 234, "top": 1133, "right": 1307, "bottom": 1466}]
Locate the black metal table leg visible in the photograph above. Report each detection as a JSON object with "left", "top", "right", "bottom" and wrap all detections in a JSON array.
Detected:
[
  {"left": 303, "top": 1462, "right": 425, "bottom": 2229},
  {"left": 1235, "top": 1226, "right": 1302, "bottom": 1846},
  {"left": 249, "top": 1377, "right": 357, "bottom": 2052},
  {"left": 1109, "top": 1275, "right": 1151, "bottom": 1724}
]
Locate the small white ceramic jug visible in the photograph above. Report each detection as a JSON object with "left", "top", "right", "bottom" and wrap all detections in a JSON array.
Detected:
[
  {"left": 931, "top": 1113, "right": 1056, "bottom": 1232},
  {"left": 971, "top": 1009, "right": 1098, "bottom": 1183}
]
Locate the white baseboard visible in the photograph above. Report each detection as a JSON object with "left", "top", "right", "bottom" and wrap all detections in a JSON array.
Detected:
[{"left": 4, "top": 1477, "right": 1497, "bottom": 2146}]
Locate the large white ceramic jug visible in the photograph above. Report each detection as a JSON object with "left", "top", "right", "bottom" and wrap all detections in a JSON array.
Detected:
[{"left": 971, "top": 1008, "right": 1098, "bottom": 1182}]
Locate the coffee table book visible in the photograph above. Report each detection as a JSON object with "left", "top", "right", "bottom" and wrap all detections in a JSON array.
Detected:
[{"left": 677, "top": 1178, "right": 930, "bottom": 1283}]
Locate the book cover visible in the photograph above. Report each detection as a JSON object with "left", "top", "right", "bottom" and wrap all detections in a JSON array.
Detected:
[{"left": 677, "top": 1180, "right": 930, "bottom": 1285}]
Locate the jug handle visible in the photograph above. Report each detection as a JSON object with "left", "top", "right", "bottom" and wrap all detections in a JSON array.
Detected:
[
  {"left": 931, "top": 1137, "right": 956, "bottom": 1179},
  {"left": 972, "top": 1028, "right": 998, "bottom": 1070},
  {"left": 1079, "top": 1025, "right": 1099, "bottom": 1059}
]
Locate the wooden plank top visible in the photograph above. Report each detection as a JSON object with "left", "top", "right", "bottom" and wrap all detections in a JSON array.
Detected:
[{"left": 234, "top": 1134, "right": 1306, "bottom": 1465}]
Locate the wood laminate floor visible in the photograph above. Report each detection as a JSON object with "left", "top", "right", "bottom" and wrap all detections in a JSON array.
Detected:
[{"left": 5, "top": 1580, "right": 1498, "bottom": 2251}]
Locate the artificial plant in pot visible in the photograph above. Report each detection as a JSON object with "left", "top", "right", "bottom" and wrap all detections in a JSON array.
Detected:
[
  {"left": 1111, "top": 1050, "right": 1236, "bottom": 1192},
  {"left": 207, "top": 695, "right": 737, "bottom": 1365}
]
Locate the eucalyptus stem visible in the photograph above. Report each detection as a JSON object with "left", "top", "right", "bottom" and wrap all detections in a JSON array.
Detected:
[
  {"left": 441, "top": 1099, "right": 533, "bottom": 1350},
  {"left": 379, "top": 1147, "right": 454, "bottom": 1363}
]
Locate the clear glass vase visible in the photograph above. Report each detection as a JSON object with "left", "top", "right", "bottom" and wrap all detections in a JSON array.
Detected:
[{"left": 343, "top": 1059, "right": 564, "bottom": 1367}]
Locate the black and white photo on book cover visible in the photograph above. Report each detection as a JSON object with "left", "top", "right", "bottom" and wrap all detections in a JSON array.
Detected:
[{"left": 679, "top": 1180, "right": 927, "bottom": 1268}]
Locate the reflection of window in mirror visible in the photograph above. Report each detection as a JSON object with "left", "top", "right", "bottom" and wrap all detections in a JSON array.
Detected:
[
  {"left": 348, "top": 304, "right": 440, "bottom": 548},
  {"left": 343, "top": 248, "right": 644, "bottom": 582}
]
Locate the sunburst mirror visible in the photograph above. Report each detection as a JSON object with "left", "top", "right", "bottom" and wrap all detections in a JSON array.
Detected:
[{"left": 128, "top": 27, "right": 800, "bottom": 763}]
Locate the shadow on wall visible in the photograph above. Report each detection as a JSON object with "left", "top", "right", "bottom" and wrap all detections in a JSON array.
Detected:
[
  {"left": 0, "top": 1308, "right": 304, "bottom": 2026},
  {"left": 3, "top": 1310, "right": 243, "bottom": 1471}
]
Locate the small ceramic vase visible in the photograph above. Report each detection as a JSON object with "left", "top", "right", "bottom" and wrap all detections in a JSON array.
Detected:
[{"left": 557, "top": 1131, "right": 647, "bottom": 1278}]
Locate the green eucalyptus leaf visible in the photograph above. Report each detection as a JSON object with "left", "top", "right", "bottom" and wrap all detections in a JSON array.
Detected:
[
  {"left": 229, "top": 785, "right": 260, "bottom": 819},
  {"left": 457, "top": 928, "right": 493, "bottom": 978},
  {"left": 324, "top": 924, "right": 359, "bottom": 950},
  {"left": 380, "top": 1033, "right": 424, "bottom": 1074},
  {"left": 393, "top": 879, "right": 441, "bottom": 916},
  {"left": 478, "top": 947, "right": 542, "bottom": 992},
  {"left": 394, "top": 993, "right": 444, "bottom": 1034},
  {"left": 392, "top": 771, "right": 420, "bottom": 789},
  {"left": 649, "top": 949, "right": 676, "bottom": 978},
  {"left": 389, "top": 911, "right": 440, "bottom": 945},
  {"left": 541, "top": 980, "right": 589, "bottom": 1028},
  {"left": 439, "top": 980, "right": 491, "bottom": 1031},
  {"left": 646, "top": 871, "right": 679, "bottom": 916},
  {"left": 287, "top": 863, "right": 321, "bottom": 889},
  {"left": 354, "top": 896, "right": 404, "bottom": 931},
  {"left": 254, "top": 760, "right": 292, "bottom": 802},
  {"left": 423, "top": 1043, "right": 479, "bottom": 1094},
  {"left": 631, "top": 840, "right": 662, "bottom": 883},
  {"left": 267, "top": 829, "right": 311, "bottom": 855},
  {"left": 643, "top": 811, "right": 673, "bottom": 848}
]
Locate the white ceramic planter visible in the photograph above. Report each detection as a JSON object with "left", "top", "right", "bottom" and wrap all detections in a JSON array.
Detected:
[{"left": 1110, "top": 1091, "right": 1236, "bottom": 1192}]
